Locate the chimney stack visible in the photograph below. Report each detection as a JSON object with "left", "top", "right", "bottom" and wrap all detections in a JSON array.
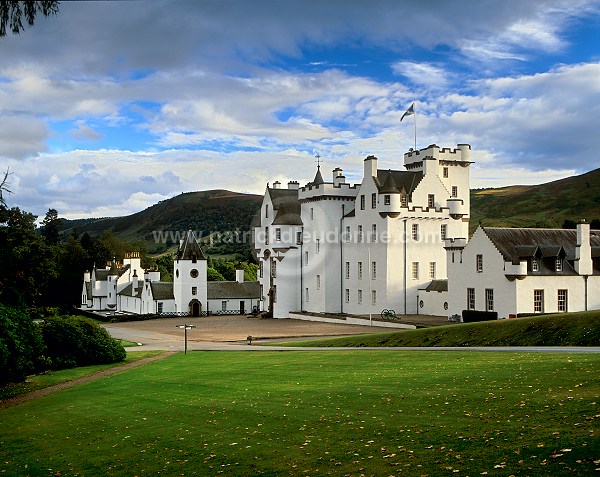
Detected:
[
  {"left": 272, "top": 181, "right": 281, "bottom": 189},
  {"left": 287, "top": 181, "right": 299, "bottom": 190},
  {"left": 575, "top": 220, "right": 592, "bottom": 275}
]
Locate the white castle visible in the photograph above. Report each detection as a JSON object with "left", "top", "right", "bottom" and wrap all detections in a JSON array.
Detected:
[
  {"left": 254, "top": 144, "right": 600, "bottom": 319},
  {"left": 253, "top": 144, "right": 472, "bottom": 318}
]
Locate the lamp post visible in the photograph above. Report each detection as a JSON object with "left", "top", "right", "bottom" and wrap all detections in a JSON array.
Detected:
[{"left": 175, "top": 324, "right": 196, "bottom": 354}]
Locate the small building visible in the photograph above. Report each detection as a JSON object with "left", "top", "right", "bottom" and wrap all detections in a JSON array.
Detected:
[
  {"left": 445, "top": 222, "right": 600, "bottom": 319},
  {"left": 80, "top": 231, "right": 260, "bottom": 316}
]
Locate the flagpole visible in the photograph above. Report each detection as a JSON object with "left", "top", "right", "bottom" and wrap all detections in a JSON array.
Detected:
[{"left": 413, "top": 101, "right": 417, "bottom": 151}]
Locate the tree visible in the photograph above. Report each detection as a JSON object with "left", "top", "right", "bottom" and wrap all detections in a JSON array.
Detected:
[
  {"left": 0, "top": 1, "right": 60, "bottom": 37},
  {"left": 0, "top": 168, "right": 12, "bottom": 207},
  {"left": 41, "top": 208, "right": 61, "bottom": 245}
]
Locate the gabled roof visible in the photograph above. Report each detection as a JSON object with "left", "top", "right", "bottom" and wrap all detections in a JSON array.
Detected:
[
  {"left": 375, "top": 169, "right": 423, "bottom": 194},
  {"left": 207, "top": 281, "right": 261, "bottom": 299},
  {"left": 177, "top": 230, "right": 206, "bottom": 261},
  {"left": 118, "top": 283, "right": 143, "bottom": 298},
  {"left": 268, "top": 187, "right": 302, "bottom": 226},
  {"left": 150, "top": 282, "right": 175, "bottom": 300},
  {"left": 482, "top": 227, "right": 600, "bottom": 264}
]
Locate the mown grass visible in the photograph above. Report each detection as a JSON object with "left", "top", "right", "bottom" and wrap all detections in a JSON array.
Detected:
[
  {"left": 0, "top": 351, "right": 598, "bottom": 476},
  {"left": 280, "top": 311, "right": 600, "bottom": 348},
  {"left": 0, "top": 350, "right": 164, "bottom": 400}
]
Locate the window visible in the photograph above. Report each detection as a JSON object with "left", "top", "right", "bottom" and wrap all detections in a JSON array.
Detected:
[
  {"left": 316, "top": 275, "right": 321, "bottom": 290},
  {"left": 443, "top": 167, "right": 449, "bottom": 178},
  {"left": 358, "top": 225, "right": 363, "bottom": 242},
  {"left": 273, "top": 285, "right": 277, "bottom": 303},
  {"left": 191, "top": 253, "right": 197, "bottom": 264},
  {"left": 401, "top": 194, "right": 408, "bottom": 207},
  {"left": 275, "top": 228, "right": 281, "bottom": 241},
  {"left": 305, "top": 251, "right": 309, "bottom": 266},
  {"left": 384, "top": 194, "right": 390, "bottom": 205},
  {"left": 157, "top": 302, "right": 163, "bottom": 313},
  {"left": 451, "top": 186, "right": 458, "bottom": 198},
  {"left": 371, "top": 290, "right": 377, "bottom": 305},
  {"left": 345, "top": 261, "right": 350, "bottom": 279},
  {"left": 534, "top": 290, "right": 544, "bottom": 313},
  {"left": 296, "top": 231, "right": 302, "bottom": 245},
  {"left": 428, "top": 194, "right": 435, "bottom": 209},
  {"left": 555, "top": 257, "right": 563, "bottom": 272},
  {"left": 190, "top": 268, "right": 199, "bottom": 278},
  {"left": 371, "top": 193, "right": 377, "bottom": 209},
  {"left": 476, "top": 254, "right": 483, "bottom": 273},
  {"left": 271, "top": 259, "right": 277, "bottom": 278},
  {"left": 532, "top": 258, "right": 539, "bottom": 272},
  {"left": 221, "top": 301, "right": 227, "bottom": 311},
  {"left": 467, "top": 288, "right": 475, "bottom": 310},
  {"left": 371, "top": 224, "right": 377, "bottom": 242},
  {"left": 316, "top": 239, "right": 320, "bottom": 254},
  {"left": 372, "top": 261, "right": 377, "bottom": 280},
  {"left": 305, "top": 287, "right": 309, "bottom": 303},
  {"left": 440, "top": 224, "right": 447, "bottom": 240},
  {"left": 429, "top": 262, "right": 436, "bottom": 279},
  {"left": 358, "top": 261, "right": 363, "bottom": 279},
  {"left": 360, "top": 195, "right": 365, "bottom": 210},
  {"left": 192, "top": 286, "right": 197, "bottom": 295},
  {"left": 310, "top": 208, "right": 314, "bottom": 220},
  {"left": 259, "top": 260, "right": 263, "bottom": 278},
  {"left": 485, "top": 289, "right": 494, "bottom": 312},
  {"left": 265, "top": 226, "right": 269, "bottom": 245},
  {"left": 558, "top": 289, "right": 568, "bottom": 312},
  {"left": 412, "top": 262, "right": 419, "bottom": 279},
  {"left": 265, "top": 204, "right": 269, "bottom": 218},
  {"left": 358, "top": 289, "right": 363, "bottom": 304},
  {"left": 345, "top": 289, "right": 350, "bottom": 303},
  {"left": 412, "top": 224, "right": 419, "bottom": 241},
  {"left": 345, "top": 225, "right": 351, "bottom": 242}
]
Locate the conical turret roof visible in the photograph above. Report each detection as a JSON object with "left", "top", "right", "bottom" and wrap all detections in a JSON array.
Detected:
[{"left": 177, "top": 230, "right": 206, "bottom": 261}]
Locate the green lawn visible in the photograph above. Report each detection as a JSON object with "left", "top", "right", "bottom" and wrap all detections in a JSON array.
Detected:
[
  {"left": 0, "top": 350, "right": 164, "bottom": 400},
  {"left": 1, "top": 351, "right": 599, "bottom": 476},
  {"left": 279, "top": 311, "right": 600, "bottom": 348}
]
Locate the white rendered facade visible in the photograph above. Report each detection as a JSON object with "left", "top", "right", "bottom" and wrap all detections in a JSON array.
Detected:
[
  {"left": 446, "top": 223, "right": 600, "bottom": 319},
  {"left": 254, "top": 144, "right": 472, "bottom": 318}
]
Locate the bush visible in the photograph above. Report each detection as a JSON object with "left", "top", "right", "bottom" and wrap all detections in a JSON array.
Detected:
[
  {"left": 0, "top": 304, "right": 45, "bottom": 385},
  {"left": 41, "top": 316, "right": 125, "bottom": 370}
]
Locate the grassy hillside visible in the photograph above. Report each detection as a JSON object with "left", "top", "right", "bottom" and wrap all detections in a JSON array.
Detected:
[
  {"left": 280, "top": 311, "right": 600, "bottom": 347},
  {"left": 61, "top": 190, "right": 262, "bottom": 256},
  {"left": 470, "top": 167, "right": 600, "bottom": 231}
]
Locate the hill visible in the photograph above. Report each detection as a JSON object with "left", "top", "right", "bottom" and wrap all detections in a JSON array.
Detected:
[
  {"left": 59, "top": 167, "right": 600, "bottom": 257},
  {"left": 61, "top": 190, "right": 263, "bottom": 257},
  {"left": 470, "top": 167, "right": 600, "bottom": 230}
]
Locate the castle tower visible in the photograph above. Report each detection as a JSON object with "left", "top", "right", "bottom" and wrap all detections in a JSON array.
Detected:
[{"left": 173, "top": 230, "right": 207, "bottom": 316}]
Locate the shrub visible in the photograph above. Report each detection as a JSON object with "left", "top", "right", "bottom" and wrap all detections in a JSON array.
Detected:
[
  {"left": 0, "top": 304, "right": 45, "bottom": 385},
  {"left": 41, "top": 316, "right": 125, "bottom": 369}
]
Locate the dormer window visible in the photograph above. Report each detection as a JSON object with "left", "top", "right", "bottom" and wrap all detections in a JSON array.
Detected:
[
  {"left": 555, "top": 257, "right": 563, "bottom": 272},
  {"left": 428, "top": 194, "right": 435, "bottom": 209},
  {"left": 532, "top": 258, "right": 539, "bottom": 272},
  {"left": 265, "top": 204, "right": 269, "bottom": 218},
  {"left": 401, "top": 195, "right": 407, "bottom": 207}
]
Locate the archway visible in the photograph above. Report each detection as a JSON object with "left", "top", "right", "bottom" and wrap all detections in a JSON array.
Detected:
[{"left": 189, "top": 299, "right": 201, "bottom": 317}]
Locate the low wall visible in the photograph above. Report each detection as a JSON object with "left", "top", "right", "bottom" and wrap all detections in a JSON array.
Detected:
[{"left": 288, "top": 313, "right": 416, "bottom": 330}]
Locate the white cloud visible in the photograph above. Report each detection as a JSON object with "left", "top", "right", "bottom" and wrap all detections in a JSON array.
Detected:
[{"left": 391, "top": 62, "right": 450, "bottom": 88}]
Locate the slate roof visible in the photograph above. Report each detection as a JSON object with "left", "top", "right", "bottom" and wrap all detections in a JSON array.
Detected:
[
  {"left": 311, "top": 166, "right": 325, "bottom": 185},
  {"left": 268, "top": 187, "right": 302, "bottom": 226},
  {"left": 207, "top": 281, "right": 261, "bottom": 299},
  {"left": 177, "top": 230, "right": 206, "bottom": 261},
  {"left": 422, "top": 279, "right": 448, "bottom": 292},
  {"left": 483, "top": 227, "right": 600, "bottom": 264},
  {"left": 94, "top": 264, "right": 130, "bottom": 282},
  {"left": 118, "top": 283, "right": 143, "bottom": 298},
  {"left": 375, "top": 169, "right": 423, "bottom": 194},
  {"left": 150, "top": 282, "right": 175, "bottom": 300}
]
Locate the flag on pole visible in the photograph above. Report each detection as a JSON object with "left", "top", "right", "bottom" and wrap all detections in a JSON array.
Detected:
[{"left": 400, "top": 102, "right": 415, "bottom": 122}]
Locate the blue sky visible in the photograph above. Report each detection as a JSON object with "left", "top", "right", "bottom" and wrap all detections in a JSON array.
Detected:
[{"left": 1, "top": 0, "right": 599, "bottom": 218}]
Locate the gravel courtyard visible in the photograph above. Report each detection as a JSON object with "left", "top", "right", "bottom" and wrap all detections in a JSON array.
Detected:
[{"left": 104, "top": 314, "right": 449, "bottom": 343}]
